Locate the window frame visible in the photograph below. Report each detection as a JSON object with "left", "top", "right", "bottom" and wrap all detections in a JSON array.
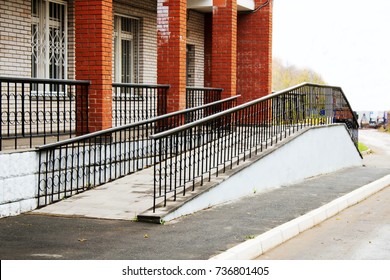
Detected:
[
  {"left": 31, "top": 0, "right": 68, "bottom": 81},
  {"left": 113, "top": 15, "right": 140, "bottom": 84}
]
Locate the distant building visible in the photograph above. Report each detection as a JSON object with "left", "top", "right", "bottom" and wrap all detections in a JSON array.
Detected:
[{"left": 357, "top": 110, "right": 389, "bottom": 128}]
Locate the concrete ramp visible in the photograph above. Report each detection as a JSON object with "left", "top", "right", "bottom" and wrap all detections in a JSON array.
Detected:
[
  {"left": 33, "top": 124, "right": 362, "bottom": 223},
  {"left": 140, "top": 124, "right": 362, "bottom": 222}
]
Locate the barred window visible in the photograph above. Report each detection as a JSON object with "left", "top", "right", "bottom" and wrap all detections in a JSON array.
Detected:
[
  {"left": 31, "top": 0, "right": 67, "bottom": 80},
  {"left": 114, "top": 16, "right": 140, "bottom": 83}
]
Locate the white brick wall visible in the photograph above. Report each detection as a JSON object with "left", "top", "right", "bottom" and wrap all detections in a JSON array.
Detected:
[
  {"left": 187, "top": 10, "right": 205, "bottom": 87},
  {"left": 1, "top": 1, "right": 206, "bottom": 86},
  {"left": 67, "top": 0, "right": 76, "bottom": 80},
  {"left": 0, "top": 0, "right": 76, "bottom": 79},
  {"left": 113, "top": 1, "right": 206, "bottom": 86},
  {"left": 114, "top": 0, "right": 158, "bottom": 84},
  {"left": 0, "top": 150, "right": 39, "bottom": 218},
  {"left": 0, "top": 0, "right": 31, "bottom": 77}
]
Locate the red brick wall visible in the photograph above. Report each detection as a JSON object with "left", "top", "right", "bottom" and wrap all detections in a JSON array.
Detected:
[
  {"left": 237, "top": 0, "right": 273, "bottom": 104},
  {"left": 75, "top": 0, "right": 113, "bottom": 132},
  {"left": 157, "top": 0, "right": 187, "bottom": 113},
  {"left": 211, "top": 0, "right": 237, "bottom": 99}
]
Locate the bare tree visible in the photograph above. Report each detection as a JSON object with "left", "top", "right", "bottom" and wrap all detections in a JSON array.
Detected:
[{"left": 272, "top": 57, "right": 326, "bottom": 91}]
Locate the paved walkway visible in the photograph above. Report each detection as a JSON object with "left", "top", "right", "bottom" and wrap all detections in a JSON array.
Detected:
[
  {"left": 32, "top": 125, "right": 300, "bottom": 222},
  {"left": 256, "top": 184, "right": 390, "bottom": 259},
  {"left": 0, "top": 129, "right": 389, "bottom": 259},
  {"left": 34, "top": 167, "right": 155, "bottom": 220}
]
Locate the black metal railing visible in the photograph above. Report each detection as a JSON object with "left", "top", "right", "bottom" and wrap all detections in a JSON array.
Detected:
[
  {"left": 37, "top": 95, "right": 239, "bottom": 207},
  {"left": 186, "top": 87, "right": 223, "bottom": 108},
  {"left": 112, "top": 83, "right": 169, "bottom": 126},
  {"left": 0, "top": 76, "right": 89, "bottom": 151},
  {"left": 150, "top": 83, "right": 359, "bottom": 211}
]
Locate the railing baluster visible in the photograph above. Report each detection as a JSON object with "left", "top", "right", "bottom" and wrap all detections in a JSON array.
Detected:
[
  {"left": 32, "top": 92, "right": 239, "bottom": 209},
  {"left": 150, "top": 83, "right": 359, "bottom": 212},
  {"left": 0, "top": 77, "right": 91, "bottom": 151},
  {"left": 33, "top": 82, "right": 359, "bottom": 211}
]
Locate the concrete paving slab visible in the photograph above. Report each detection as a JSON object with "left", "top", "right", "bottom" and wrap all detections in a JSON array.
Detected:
[{"left": 33, "top": 167, "right": 155, "bottom": 220}]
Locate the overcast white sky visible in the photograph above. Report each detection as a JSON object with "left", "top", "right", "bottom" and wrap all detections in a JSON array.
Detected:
[{"left": 272, "top": 0, "right": 390, "bottom": 111}]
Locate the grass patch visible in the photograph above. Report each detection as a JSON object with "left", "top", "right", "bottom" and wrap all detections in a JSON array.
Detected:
[
  {"left": 244, "top": 235, "right": 256, "bottom": 240},
  {"left": 358, "top": 142, "right": 369, "bottom": 152}
]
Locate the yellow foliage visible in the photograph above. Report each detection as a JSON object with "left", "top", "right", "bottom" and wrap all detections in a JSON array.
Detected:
[{"left": 272, "top": 57, "right": 326, "bottom": 91}]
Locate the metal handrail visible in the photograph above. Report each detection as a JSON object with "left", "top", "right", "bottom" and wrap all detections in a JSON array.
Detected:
[
  {"left": 151, "top": 83, "right": 358, "bottom": 139},
  {"left": 151, "top": 83, "right": 359, "bottom": 211},
  {"left": 186, "top": 86, "right": 224, "bottom": 91},
  {"left": 112, "top": 83, "right": 170, "bottom": 126},
  {"left": 0, "top": 76, "right": 90, "bottom": 85},
  {"left": 37, "top": 94, "right": 239, "bottom": 207},
  {"left": 37, "top": 95, "right": 239, "bottom": 151},
  {"left": 112, "top": 82, "right": 170, "bottom": 89},
  {"left": 186, "top": 87, "right": 223, "bottom": 108},
  {"left": 0, "top": 76, "right": 89, "bottom": 151}
]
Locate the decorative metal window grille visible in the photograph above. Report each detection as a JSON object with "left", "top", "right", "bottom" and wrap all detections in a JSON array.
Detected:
[
  {"left": 114, "top": 16, "right": 140, "bottom": 84},
  {"left": 31, "top": 0, "right": 67, "bottom": 81}
]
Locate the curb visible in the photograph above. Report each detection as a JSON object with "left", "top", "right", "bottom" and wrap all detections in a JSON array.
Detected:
[{"left": 210, "top": 174, "right": 390, "bottom": 260}]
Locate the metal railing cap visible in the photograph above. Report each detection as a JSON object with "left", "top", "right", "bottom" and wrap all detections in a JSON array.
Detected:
[
  {"left": 150, "top": 83, "right": 355, "bottom": 140},
  {"left": 37, "top": 95, "right": 240, "bottom": 151},
  {"left": 186, "top": 86, "right": 224, "bottom": 91},
  {"left": 112, "top": 82, "right": 170, "bottom": 88},
  {"left": 0, "top": 76, "right": 91, "bottom": 85}
]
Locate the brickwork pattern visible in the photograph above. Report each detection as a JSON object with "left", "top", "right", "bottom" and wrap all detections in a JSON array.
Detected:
[
  {"left": 67, "top": 0, "right": 76, "bottom": 80},
  {"left": 0, "top": 0, "right": 31, "bottom": 77},
  {"left": 75, "top": 0, "right": 113, "bottom": 132},
  {"left": 157, "top": 0, "right": 187, "bottom": 113},
  {"left": 113, "top": 0, "right": 157, "bottom": 84},
  {"left": 204, "top": 14, "right": 212, "bottom": 88},
  {"left": 211, "top": 0, "right": 237, "bottom": 98},
  {"left": 237, "top": 0, "right": 273, "bottom": 104},
  {"left": 0, "top": 0, "right": 76, "bottom": 79},
  {"left": 187, "top": 10, "right": 205, "bottom": 87}
]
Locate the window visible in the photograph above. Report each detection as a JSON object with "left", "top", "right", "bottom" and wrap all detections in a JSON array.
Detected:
[
  {"left": 31, "top": 0, "right": 67, "bottom": 80},
  {"left": 114, "top": 16, "right": 140, "bottom": 83}
]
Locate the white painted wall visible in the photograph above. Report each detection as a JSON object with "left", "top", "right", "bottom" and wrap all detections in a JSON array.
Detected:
[
  {"left": 163, "top": 125, "right": 362, "bottom": 221},
  {"left": 0, "top": 150, "right": 39, "bottom": 218}
]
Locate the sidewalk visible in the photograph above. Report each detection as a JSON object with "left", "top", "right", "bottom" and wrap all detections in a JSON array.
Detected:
[{"left": 0, "top": 130, "right": 389, "bottom": 260}]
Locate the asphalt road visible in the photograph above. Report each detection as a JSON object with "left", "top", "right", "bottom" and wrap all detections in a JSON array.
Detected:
[
  {"left": 256, "top": 129, "right": 390, "bottom": 260},
  {"left": 1, "top": 128, "right": 388, "bottom": 260}
]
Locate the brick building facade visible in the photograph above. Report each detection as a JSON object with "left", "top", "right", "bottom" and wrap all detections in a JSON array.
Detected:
[{"left": 0, "top": 0, "right": 273, "bottom": 132}]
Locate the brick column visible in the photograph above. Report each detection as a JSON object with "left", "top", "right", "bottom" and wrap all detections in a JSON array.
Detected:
[
  {"left": 75, "top": 0, "right": 113, "bottom": 132},
  {"left": 211, "top": 0, "right": 237, "bottom": 99},
  {"left": 237, "top": 0, "right": 273, "bottom": 104},
  {"left": 157, "top": 0, "right": 187, "bottom": 113}
]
